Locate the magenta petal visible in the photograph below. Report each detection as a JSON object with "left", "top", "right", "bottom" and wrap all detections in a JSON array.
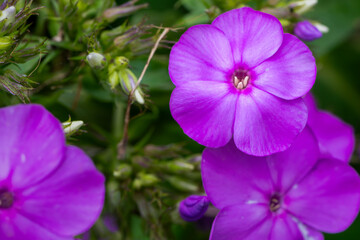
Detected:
[
  {"left": 169, "top": 25, "right": 234, "bottom": 86},
  {"left": 267, "top": 127, "right": 319, "bottom": 193},
  {"left": 19, "top": 146, "right": 105, "bottom": 237},
  {"left": 210, "top": 204, "right": 272, "bottom": 240},
  {"left": 0, "top": 104, "right": 65, "bottom": 189},
  {"left": 202, "top": 141, "right": 273, "bottom": 209},
  {"left": 270, "top": 214, "right": 303, "bottom": 239},
  {"left": 170, "top": 81, "right": 237, "bottom": 148},
  {"left": 0, "top": 213, "right": 71, "bottom": 240},
  {"left": 234, "top": 88, "right": 308, "bottom": 156},
  {"left": 253, "top": 34, "right": 316, "bottom": 100},
  {"left": 212, "top": 7, "right": 283, "bottom": 67},
  {"left": 286, "top": 159, "right": 360, "bottom": 233}
]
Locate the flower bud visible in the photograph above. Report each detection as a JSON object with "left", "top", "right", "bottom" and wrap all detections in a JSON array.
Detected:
[
  {"left": 165, "top": 160, "right": 194, "bottom": 172},
  {"left": 133, "top": 172, "right": 159, "bottom": 189},
  {"left": 290, "top": 0, "right": 317, "bottom": 14},
  {"left": 113, "top": 163, "right": 132, "bottom": 179},
  {"left": 103, "top": 2, "right": 148, "bottom": 23},
  {"left": 86, "top": 52, "right": 106, "bottom": 69},
  {"left": 118, "top": 68, "right": 144, "bottom": 104},
  {"left": 167, "top": 176, "right": 198, "bottom": 192},
  {"left": 294, "top": 20, "right": 322, "bottom": 41},
  {"left": 0, "top": 6, "right": 16, "bottom": 27},
  {"left": 62, "top": 120, "right": 84, "bottom": 136},
  {"left": 0, "top": 36, "right": 13, "bottom": 50},
  {"left": 179, "top": 195, "right": 210, "bottom": 222}
]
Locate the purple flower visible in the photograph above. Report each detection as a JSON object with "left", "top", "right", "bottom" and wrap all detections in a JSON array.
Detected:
[
  {"left": 201, "top": 128, "right": 360, "bottom": 239},
  {"left": 179, "top": 195, "right": 210, "bottom": 221},
  {"left": 0, "top": 104, "right": 105, "bottom": 239},
  {"left": 304, "top": 93, "right": 355, "bottom": 162},
  {"left": 294, "top": 21, "right": 322, "bottom": 41},
  {"left": 169, "top": 7, "right": 316, "bottom": 156}
]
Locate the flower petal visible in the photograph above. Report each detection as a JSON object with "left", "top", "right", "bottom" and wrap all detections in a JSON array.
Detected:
[
  {"left": 18, "top": 146, "right": 105, "bottom": 236},
  {"left": 234, "top": 87, "right": 307, "bottom": 156},
  {"left": 169, "top": 25, "right": 234, "bottom": 86},
  {"left": 304, "top": 94, "right": 355, "bottom": 162},
  {"left": 253, "top": 34, "right": 316, "bottom": 100},
  {"left": 202, "top": 141, "right": 273, "bottom": 209},
  {"left": 212, "top": 7, "right": 283, "bottom": 68},
  {"left": 286, "top": 159, "right": 360, "bottom": 233},
  {"left": 0, "top": 104, "right": 65, "bottom": 189},
  {"left": 210, "top": 204, "right": 272, "bottom": 240},
  {"left": 0, "top": 213, "right": 71, "bottom": 240},
  {"left": 270, "top": 214, "right": 303, "bottom": 240},
  {"left": 267, "top": 127, "right": 319, "bottom": 193},
  {"left": 170, "top": 81, "right": 237, "bottom": 148}
]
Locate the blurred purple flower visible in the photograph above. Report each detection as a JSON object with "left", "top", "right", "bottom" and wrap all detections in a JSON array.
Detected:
[
  {"left": 294, "top": 20, "right": 322, "bottom": 41},
  {"left": 169, "top": 7, "right": 316, "bottom": 156},
  {"left": 179, "top": 195, "right": 210, "bottom": 222},
  {"left": 0, "top": 104, "right": 105, "bottom": 239},
  {"left": 202, "top": 128, "right": 360, "bottom": 239},
  {"left": 304, "top": 93, "right": 355, "bottom": 162}
]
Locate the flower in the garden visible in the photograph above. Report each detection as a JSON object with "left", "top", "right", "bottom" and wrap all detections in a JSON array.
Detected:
[
  {"left": 169, "top": 7, "right": 316, "bottom": 156},
  {"left": 179, "top": 195, "right": 210, "bottom": 222},
  {"left": 0, "top": 104, "right": 105, "bottom": 239},
  {"left": 201, "top": 127, "right": 360, "bottom": 239},
  {"left": 304, "top": 93, "right": 355, "bottom": 162},
  {"left": 294, "top": 21, "right": 322, "bottom": 41}
]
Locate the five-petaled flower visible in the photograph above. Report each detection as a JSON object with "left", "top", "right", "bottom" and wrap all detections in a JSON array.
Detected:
[
  {"left": 201, "top": 127, "right": 360, "bottom": 239},
  {"left": 0, "top": 104, "right": 105, "bottom": 239},
  {"left": 169, "top": 7, "right": 316, "bottom": 156}
]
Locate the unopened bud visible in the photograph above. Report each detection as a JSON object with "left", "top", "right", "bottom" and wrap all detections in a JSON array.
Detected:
[
  {"left": 290, "top": 0, "right": 317, "bottom": 14},
  {"left": 294, "top": 20, "right": 322, "bottom": 41},
  {"left": 0, "top": 6, "right": 16, "bottom": 27},
  {"left": 179, "top": 195, "right": 210, "bottom": 222},
  {"left": 114, "top": 56, "right": 129, "bottom": 68},
  {"left": 133, "top": 172, "right": 159, "bottom": 189},
  {"left": 166, "top": 160, "right": 194, "bottom": 172},
  {"left": 103, "top": 2, "right": 148, "bottom": 23},
  {"left": 0, "top": 36, "right": 13, "bottom": 50},
  {"left": 86, "top": 52, "right": 106, "bottom": 69},
  {"left": 62, "top": 120, "right": 84, "bottom": 136},
  {"left": 312, "top": 22, "right": 329, "bottom": 33},
  {"left": 167, "top": 176, "right": 198, "bottom": 192},
  {"left": 118, "top": 68, "right": 144, "bottom": 104},
  {"left": 113, "top": 163, "right": 132, "bottom": 179}
]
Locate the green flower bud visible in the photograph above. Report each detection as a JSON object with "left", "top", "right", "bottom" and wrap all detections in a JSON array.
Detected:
[
  {"left": 118, "top": 68, "right": 145, "bottom": 104},
  {"left": 132, "top": 172, "right": 159, "bottom": 189},
  {"left": 62, "top": 120, "right": 84, "bottom": 136},
  {"left": 0, "top": 36, "right": 13, "bottom": 50},
  {"left": 114, "top": 56, "right": 129, "bottom": 68},
  {"left": 109, "top": 70, "right": 119, "bottom": 89},
  {"left": 86, "top": 52, "right": 106, "bottom": 69},
  {"left": 166, "top": 176, "right": 198, "bottom": 192},
  {"left": 0, "top": 6, "right": 16, "bottom": 27},
  {"left": 113, "top": 163, "right": 132, "bottom": 179},
  {"left": 165, "top": 160, "right": 194, "bottom": 173}
]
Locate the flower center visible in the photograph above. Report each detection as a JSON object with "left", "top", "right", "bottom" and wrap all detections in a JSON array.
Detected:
[
  {"left": 269, "top": 193, "right": 282, "bottom": 212},
  {"left": 232, "top": 69, "right": 250, "bottom": 90},
  {"left": 0, "top": 189, "right": 14, "bottom": 209}
]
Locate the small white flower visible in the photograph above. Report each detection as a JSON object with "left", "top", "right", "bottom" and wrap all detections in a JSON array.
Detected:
[{"left": 0, "top": 6, "right": 16, "bottom": 26}]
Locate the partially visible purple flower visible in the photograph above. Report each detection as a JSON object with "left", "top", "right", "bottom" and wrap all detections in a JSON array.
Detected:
[
  {"left": 202, "top": 128, "right": 360, "bottom": 239},
  {"left": 169, "top": 7, "right": 316, "bottom": 156},
  {"left": 179, "top": 195, "right": 210, "bottom": 222},
  {"left": 0, "top": 104, "right": 105, "bottom": 239},
  {"left": 304, "top": 93, "right": 355, "bottom": 162},
  {"left": 294, "top": 21, "right": 322, "bottom": 41},
  {"left": 103, "top": 215, "right": 119, "bottom": 233}
]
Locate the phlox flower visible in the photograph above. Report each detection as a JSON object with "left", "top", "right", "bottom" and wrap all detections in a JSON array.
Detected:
[
  {"left": 304, "top": 93, "right": 355, "bottom": 162},
  {"left": 0, "top": 104, "right": 105, "bottom": 239},
  {"left": 169, "top": 7, "right": 316, "bottom": 156},
  {"left": 179, "top": 195, "right": 210, "bottom": 222},
  {"left": 201, "top": 128, "right": 360, "bottom": 239},
  {"left": 294, "top": 21, "right": 322, "bottom": 41}
]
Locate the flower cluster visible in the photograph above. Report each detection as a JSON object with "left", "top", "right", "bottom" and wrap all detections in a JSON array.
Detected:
[
  {"left": 0, "top": 104, "right": 105, "bottom": 239},
  {"left": 170, "top": 7, "right": 360, "bottom": 240}
]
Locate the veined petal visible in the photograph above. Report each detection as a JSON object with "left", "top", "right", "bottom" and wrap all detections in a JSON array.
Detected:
[
  {"left": 210, "top": 204, "right": 272, "bottom": 240},
  {"left": 253, "top": 34, "right": 316, "bottom": 100},
  {"left": 0, "top": 104, "right": 65, "bottom": 189},
  {"left": 169, "top": 25, "right": 234, "bottom": 86},
  {"left": 0, "top": 213, "right": 71, "bottom": 240},
  {"left": 270, "top": 214, "right": 303, "bottom": 240},
  {"left": 18, "top": 146, "right": 105, "bottom": 237},
  {"left": 267, "top": 127, "right": 319, "bottom": 193},
  {"left": 286, "top": 159, "right": 360, "bottom": 233},
  {"left": 234, "top": 87, "right": 307, "bottom": 156},
  {"left": 212, "top": 7, "right": 283, "bottom": 68},
  {"left": 202, "top": 141, "right": 273, "bottom": 209},
  {"left": 170, "top": 81, "right": 237, "bottom": 148}
]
